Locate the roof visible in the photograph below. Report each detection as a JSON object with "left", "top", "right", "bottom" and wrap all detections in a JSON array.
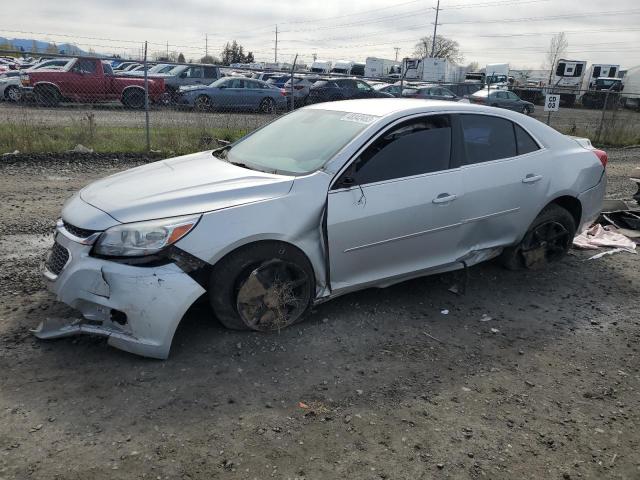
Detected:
[{"left": 306, "top": 98, "right": 490, "bottom": 116}]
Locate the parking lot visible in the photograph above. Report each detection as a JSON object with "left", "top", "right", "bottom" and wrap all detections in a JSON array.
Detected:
[{"left": 0, "top": 149, "right": 638, "bottom": 479}]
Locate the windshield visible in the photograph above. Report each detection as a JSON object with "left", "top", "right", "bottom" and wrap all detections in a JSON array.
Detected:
[
  {"left": 168, "top": 65, "right": 186, "bottom": 75},
  {"left": 226, "top": 109, "right": 377, "bottom": 174}
]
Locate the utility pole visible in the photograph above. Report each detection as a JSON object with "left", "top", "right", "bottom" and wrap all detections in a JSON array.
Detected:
[
  {"left": 431, "top": 0, "right": 441, "bottom": 57},
  {"left": 394, "top": 47, "right": 400, "bottom": 61},
  {"left": 274, "top": 25, "right": 278, "bottom": 63},
  {"left": 312, "top": 52, "right": 317, "bottom": 62},
  {"left": 205, "top": 34, "right": 208, "bottom": 58},
  {"left": 166, "top": 41, "right": 169, "bottom": 60}
]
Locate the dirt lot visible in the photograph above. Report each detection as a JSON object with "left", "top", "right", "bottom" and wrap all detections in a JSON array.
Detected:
[{"left": 0, "top": 150, "right": 639, "bottom": 480}]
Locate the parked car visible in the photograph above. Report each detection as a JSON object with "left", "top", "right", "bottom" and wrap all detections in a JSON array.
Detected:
[
  {"left": 0, "top": 71, "right": 22, "bottom": 101},
  {"left": 178, "top": 77, "right": 287, "bottom": 113},
  {"left": 469, "top": 89, "right": 535, "bottom": 114},
  {"left": 372, "top": 83, "right": 402, "bottom": 97},
  {"left": 150, "top": 64, "right": 221, "bottom": 100},
  {"left": 26, "top": 58, "right": 73, "bottom": 71},
  {"left": 402, "top": 84, "right": 461, "bottom": 101},
  {"left": 283, "top": 76, "right": 315, "bottom": 106},
  {"left": 307, "top": 78, "right": 393, "bottom": 103},
  {"left": 36, "top": 99, "right": 607, "bottom": 359},
  {"left": 126, "top": 63, "right": 174, "bottom": 77},
  {"left": 20, "top": 58, "right": 166, "bottom": 108},
  {"left": 266, "top": 75, "right": 292, "bottom": 89},
  {"left": 440, "top": 82, "right": 483, "bottom": 98}
]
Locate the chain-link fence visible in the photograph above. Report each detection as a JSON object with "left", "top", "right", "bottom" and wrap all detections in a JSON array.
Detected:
[{"left": 1, "top": 51, "right": 639, "bottom": 155}]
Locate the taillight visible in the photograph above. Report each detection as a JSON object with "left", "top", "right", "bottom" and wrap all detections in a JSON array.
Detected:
[
  {"left": 593, "top": 149, "right": 608, "bottom": 168},
  {"left": 279, "top": 88, "right": 287, "bottom": 96},
  {"left": 20, "top": 74, "right": 30, "bottom": 86}
]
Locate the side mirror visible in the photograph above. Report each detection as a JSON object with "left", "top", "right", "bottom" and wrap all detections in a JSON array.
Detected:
[{"left": 179, "top": 72, "right": 187, "bottom": 78}]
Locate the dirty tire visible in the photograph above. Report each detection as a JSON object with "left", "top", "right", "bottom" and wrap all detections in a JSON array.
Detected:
[
  {"left": 209, "top": 242, "right": 315, "bottom": 331},
  {"left": 122, "top": 88, "right": 145, "bottom": 109},
  {"left": 4, "top": 85, "right": 21, "bottom": 102},
  {"left": 34, "top": 85, "right": 60, "bottom": 107},
  {"left": 500, "top": 204, "right": 576, "bottom": 270},
  {"left": 259, "top": 97, "right": 276, "bottom": 114}
]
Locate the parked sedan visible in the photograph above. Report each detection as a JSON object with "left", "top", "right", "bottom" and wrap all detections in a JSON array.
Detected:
[
  {"left": 178, "top": 77, "right": 287, "bottom": 112},
  {"left": 36, "top": 99, "right": 606, "bottom": 359},
  {"left": 0, "top": 71, "right": 22, "bottom": 101},
  {"left": 470, "top": 89, "right": 535, "bottom": 114},
  {"left": 307, "top": 78, "right": 393, "bottom": 103},
  {"left": 402, "top": 85, "right": 461, "bottom": 101},
  {"left": 372, "top": 83, "right": 402, "bottom": 97}
]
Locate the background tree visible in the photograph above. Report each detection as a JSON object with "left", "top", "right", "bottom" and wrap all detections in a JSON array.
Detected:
[
  {"left": 177, "top": 52, "right": 185, "bottom": 63},
  {"left": 545, "top": 32, "right": 568, "bottom": 83},
  {"left": 221, "top": 40, "right": 251, "bottom": 65},
  {"left": 200, "top": 54, "right": 220, "bottom": 64},
  {"left": 246, "top": 51, "right": 254, "bottom": 63},
  {"left": 45, "top": 43, "right": 59, "bottom": 55},
  {"left": 414, "top": 35, "right": 463, "bottom": 63},
  {"left": 0, "top": 40, "right": 15, "bottom": 54},
  {"left": 30, "top": 40, "right": 39, "bottom": 54},
  {"left": 465, "top": 61, "right": 479, "bottom": 72}
]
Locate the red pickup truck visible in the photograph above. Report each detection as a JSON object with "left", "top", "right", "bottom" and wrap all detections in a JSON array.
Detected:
[{"left": 21, "top": 58, "right": 166, "bottom": 108}]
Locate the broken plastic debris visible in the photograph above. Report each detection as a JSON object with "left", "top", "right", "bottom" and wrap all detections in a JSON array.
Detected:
[
  {"left": 298, "top": 402, "right": 309, "bottom": 409},
  {"left": 480, "top": 314, "right": 493, "bottom": 322},
  {"left": 440, "top": 309, "right": 449, "bottom": 315},
  {"left": 490, "top": 328, "right": 500, "bottom": 334}
]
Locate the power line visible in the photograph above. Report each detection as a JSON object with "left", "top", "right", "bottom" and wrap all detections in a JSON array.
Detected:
[{"left": 443, "top": 8, "right": 640, "bottom": 25}]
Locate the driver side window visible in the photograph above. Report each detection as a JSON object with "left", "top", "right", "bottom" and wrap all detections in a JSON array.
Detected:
[
  {"left": 344, "top": 115, "right": 452, "bottom": 186},
  {"left": 356, "top": 81, "right": 372, "bottom": 92}
]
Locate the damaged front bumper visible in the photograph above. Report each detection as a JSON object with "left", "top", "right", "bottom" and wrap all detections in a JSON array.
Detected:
[{"left": 36, "top": 227, "right": 205, "bottom": 359}]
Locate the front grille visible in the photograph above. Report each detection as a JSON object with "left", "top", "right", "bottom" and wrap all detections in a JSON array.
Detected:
[
  {"left": 63, "top": 221, "right": 97, "bottom": 239},
  {"left": 46, "top": 242, "right": 70, "bottom": 275}
]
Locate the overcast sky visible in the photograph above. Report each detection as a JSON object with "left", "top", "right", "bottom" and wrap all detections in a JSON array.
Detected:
[{"left": 3, "top": 0, "right": 640, "bottom": 69}]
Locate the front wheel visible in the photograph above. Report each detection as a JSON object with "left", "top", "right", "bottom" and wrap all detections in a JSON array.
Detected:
[
  {"left": 209, "top": 243, "right": 315, "bottom": 331},
  {"left": 521, "top": 105, "right": 531, "bottom": 115},
  {"left": 194, "top": 94, "right": 212, "bottom": 111},
  {"left": 500, "top": 204, "right": 576, "bottom": 270},
  {"left": 4, "top": 85, "right": 21, "bottom": 102}
]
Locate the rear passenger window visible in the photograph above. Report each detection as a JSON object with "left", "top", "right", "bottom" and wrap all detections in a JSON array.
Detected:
[
  {"left": 460, "top": 115, "right": 517, "bottom": 164},
  {"left": 514, "top": 124, "right": 539, "bottom": 155},
  {"left": 350, "top": 115, "right": 451, "bottom": 185}
]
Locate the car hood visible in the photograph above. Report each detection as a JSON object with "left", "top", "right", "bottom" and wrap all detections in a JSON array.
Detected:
[
  {"left": 79, "top": 151, "right": 294, "bottom": 224},
  {"left": 179, "top": 85, "right": 211, "bottom": 93}
]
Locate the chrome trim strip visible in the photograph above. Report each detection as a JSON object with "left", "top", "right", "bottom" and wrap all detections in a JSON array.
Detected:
[
  {"left": 344, "top": 222, "right": 462, "bottom": 253},
  {"left": 463, "top": 207, "right": 520, "bottom": 224},
  {"left": 343, "top": 207, "right": 520, "bottom": 254},
  {"left": 56, "top": 219, "right": 102, "bottom": 246}
]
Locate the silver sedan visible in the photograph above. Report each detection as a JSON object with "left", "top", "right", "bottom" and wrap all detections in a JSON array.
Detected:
[{"left": 36, "top": 99, "right": 607, "bottom": 358}]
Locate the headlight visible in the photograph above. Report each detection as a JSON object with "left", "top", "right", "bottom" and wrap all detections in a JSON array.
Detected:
[{"left": 93, "top": 214, "right": 200, "bottom": 257}]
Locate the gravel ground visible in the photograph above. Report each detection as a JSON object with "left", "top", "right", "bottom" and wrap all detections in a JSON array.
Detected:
[{"left": 0, "top": 149, "right": 639, "bottom": 480}]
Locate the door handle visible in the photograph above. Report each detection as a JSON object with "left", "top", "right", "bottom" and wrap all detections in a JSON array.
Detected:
[
  {"left": 522, "top": 174, "right": 543, "bottom": 184},
  {"left": 432, "top": 193, "right": 457, "bottom": 204}
]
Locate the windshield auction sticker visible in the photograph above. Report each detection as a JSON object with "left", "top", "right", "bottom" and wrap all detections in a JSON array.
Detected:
[{"left": 340, "top": 113, "right": 379, "bottom": 124}]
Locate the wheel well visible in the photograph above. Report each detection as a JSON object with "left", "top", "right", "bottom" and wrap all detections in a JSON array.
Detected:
[
  {"left": 210, "top": 240, "right": 316, "bottom": 283},
  {"left": 34, "top": 83, "right": 60, "bottom": 94},
  {"left": 549, "top": 196, "right": 582, "bottom": 228}
]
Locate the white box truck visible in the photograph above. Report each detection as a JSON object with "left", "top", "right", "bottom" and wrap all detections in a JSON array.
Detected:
[
  {"left": 310, "top": 60, "right": 332, "bottom": 74},
  {"left": 330, "top": 60, "right": 355, "bottom": 75},
  {"left": 402, "top": 58, "right": 462, "bottom": 82},
  {"left": 364, "top": 57, "right": 401, "bottom": 78},
  {"left": 549, "top": 59, "right": 587, "bottom": 106}
]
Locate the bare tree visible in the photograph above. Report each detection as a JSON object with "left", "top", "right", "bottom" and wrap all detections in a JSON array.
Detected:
[
  {"left": 466, "top": 61, "right": 479, "bottom": 72},
  {"left": 414, "top": 35, "right": 463, "bottom": 63},
  {"left": 545, "top": 32, "right": 568, "bottom": 83}
]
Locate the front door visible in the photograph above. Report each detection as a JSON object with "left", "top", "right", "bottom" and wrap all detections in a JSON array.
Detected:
[{"left": 327, "top": 114, "right": 464, "bottom": 292}]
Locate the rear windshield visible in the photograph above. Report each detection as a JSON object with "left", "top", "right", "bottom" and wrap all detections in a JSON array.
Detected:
[{"left": 226, "top": 109, "right": 377, "bottom": 175}]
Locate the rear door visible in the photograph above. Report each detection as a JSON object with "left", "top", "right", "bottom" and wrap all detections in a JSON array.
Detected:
[
  {"left": 327, "top": 114, "right": 465, "bottom": 291},
  {"left": 455, "top": 114, "right": 549, "bottom": 255}
]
